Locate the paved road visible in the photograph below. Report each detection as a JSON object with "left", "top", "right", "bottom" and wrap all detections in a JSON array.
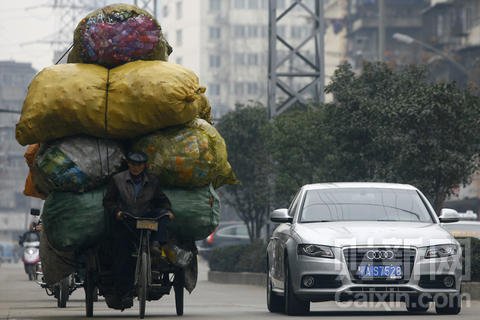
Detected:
[{"left": 1, "top": 259, "right": 480, "bottom": 319}]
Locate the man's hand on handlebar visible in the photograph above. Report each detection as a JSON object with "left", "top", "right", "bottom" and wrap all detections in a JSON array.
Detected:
[{"left": 115, "top": 211, "right": 124, "bottom": 221}]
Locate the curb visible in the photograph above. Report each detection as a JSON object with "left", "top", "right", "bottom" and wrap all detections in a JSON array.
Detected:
[
  {"left": 208, "top": 271, "right": 266, "bottom": 286},
  {"left": 462, "top": 282, "right": 480, "bottom": 300},
  {"left": 208, "top": 271, "right": 480, "bottom": 300}
]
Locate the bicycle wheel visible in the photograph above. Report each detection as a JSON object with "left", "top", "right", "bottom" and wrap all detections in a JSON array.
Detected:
[
  {"left": 27, "top": 265, "right": 35, "bottom": 281},
  {"left": 174, "top": 269, "right": 184, "bottom": 316},
  {"left": 84, "top": 271, "right": 95, "bottom": 317},
  {"left": 138, "top": 251, "right": 148, "bottom": 319},
  {"left": 57, "top": 277, "right": 69, "bottom": 308}
]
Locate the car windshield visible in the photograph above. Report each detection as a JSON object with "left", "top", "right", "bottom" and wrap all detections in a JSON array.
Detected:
[{"left": 300, "top": 188, "right": 433, "bottom": 223}]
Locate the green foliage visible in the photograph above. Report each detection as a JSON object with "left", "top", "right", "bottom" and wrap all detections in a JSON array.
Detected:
[
  {"left": 216, "top": 104, "right": 271, "bottom": 240},
  {"left": 324, "top": 62, "right": 480, "bottom": 212},
  {"left": 471, "top": 238, "right": 480, "bottom": 281},
  {"left": 208, "top": 241, "right": 267, "bottom": 273},
  {"left": 267, "top": 105, "right": 330, "bottom": 207},
  {"left": 218, "top": 61, "right": 480, "bottom": 239},
  {"left": 458, "top": 237, "right": 480, "bottom": 282}
]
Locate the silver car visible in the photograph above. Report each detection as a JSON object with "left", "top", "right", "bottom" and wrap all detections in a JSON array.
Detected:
[{"left": 267, "top": 182, "right": 462, "bottom": 315}]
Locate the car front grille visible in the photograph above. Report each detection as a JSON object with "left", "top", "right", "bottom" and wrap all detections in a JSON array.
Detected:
[{"left": 343, "top": 247, "right": 416, "bottom": 284}]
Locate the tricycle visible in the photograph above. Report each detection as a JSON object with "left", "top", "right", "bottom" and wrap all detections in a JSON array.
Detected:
[{"left": 83, "top": 212, "right": 186, "bottom": 318}]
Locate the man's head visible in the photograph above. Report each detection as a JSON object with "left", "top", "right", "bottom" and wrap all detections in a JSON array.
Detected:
[{"left": 126, "top": 151, "right": 148, "bottom": 176}]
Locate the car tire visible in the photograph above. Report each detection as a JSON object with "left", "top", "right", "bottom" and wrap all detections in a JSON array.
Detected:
[
  {"left": 267, "top": 260, "right": 284, "bottom": 313},
  {"left": 435, "top": 294, "right": 461, "bottom": 315},
  {"left": 284, "top": 257, "right": 309, "bottom": 315},
  {"left": 406, "top": 295, "right": 429, "bottom": 313}
]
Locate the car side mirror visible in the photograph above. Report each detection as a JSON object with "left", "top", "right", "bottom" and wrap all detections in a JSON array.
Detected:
[
  {"left": 439, "top": 208, "right": 460, "bottom": 223},
  {"left": 30, "top": 208, "right": 40, "bottom": 216},
  {"left": 270, "top": 208, "right": 293, "bottom": 223}
]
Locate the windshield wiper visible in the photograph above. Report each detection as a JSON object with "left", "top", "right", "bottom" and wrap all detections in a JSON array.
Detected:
[
  {"left": 382, "top": 205, "right": 421, "bottom": 220},
  {"left": 301, "top": 220, "right": 332, "bottom": 223}
]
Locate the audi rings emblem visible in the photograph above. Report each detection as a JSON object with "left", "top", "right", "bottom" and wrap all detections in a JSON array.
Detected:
[{"left": 365, "top": 250, "right": 394, "bottom": 260}]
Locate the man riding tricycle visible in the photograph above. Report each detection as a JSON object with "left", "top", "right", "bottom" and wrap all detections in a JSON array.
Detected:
[{"left": 87, "top": 151, "right": 194, "bottom": 318}]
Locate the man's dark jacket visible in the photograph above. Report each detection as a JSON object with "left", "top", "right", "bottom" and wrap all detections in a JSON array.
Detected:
[{"left": 103, "top": 170, "right": 171, "bottom": 217}]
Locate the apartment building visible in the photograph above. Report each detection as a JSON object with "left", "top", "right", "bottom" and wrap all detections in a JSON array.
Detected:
[
  {"left": 421, "top": 0, "right": 480, "bottom": 210},
  {"left": 160, "top": 0, "right": 326, "bottom": 118},
  {"left": 0, "top": 61, "right": 41, "bottom": 212},
  {"left": 345, "top": 0, "right": 429, "bottom": 71}
]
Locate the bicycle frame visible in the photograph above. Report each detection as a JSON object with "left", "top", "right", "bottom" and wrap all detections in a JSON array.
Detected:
[{"left": 134, "top": 227, "right": 153, "bottom": 289}]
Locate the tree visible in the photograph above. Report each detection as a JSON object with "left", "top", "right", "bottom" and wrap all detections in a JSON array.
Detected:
[
  {"left": 324, "top": 62, "right": 480, "bottom": 213},
  {"left": 267, "top": 105, "right": 330, "bottom": 207},
  {"left": 216, "top": 104, "right": 270, "bottom": 240}
]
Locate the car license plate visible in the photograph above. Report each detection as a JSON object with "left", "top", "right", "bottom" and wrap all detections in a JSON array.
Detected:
[
  {"left": 356, "top": 265, "right": 403, "bottom": 279},
  {"left": 136, "top": 220, "right": 158, "bottom": 231}
]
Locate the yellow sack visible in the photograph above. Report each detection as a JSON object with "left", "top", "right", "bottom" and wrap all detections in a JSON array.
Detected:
[
  {"left": 16, "top": 61, "right": 204, "bottom": 146},
  {"left": 133, "top": 118, "right": 238, "bottom": 188},
  {"left": 197, "top": 93, "right": 214, "bottom": 125}
]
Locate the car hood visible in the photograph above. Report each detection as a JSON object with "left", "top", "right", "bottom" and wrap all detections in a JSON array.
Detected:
[{"left": 293, "top": 221, "right": 456, "bottom": 248}]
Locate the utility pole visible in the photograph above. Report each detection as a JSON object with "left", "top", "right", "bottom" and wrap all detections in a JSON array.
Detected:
[
  {"left": 378, "top": 0, "right": 385, "bottom": 61},
  {"left": 268, "top": 0, "right": 325, "bottom": 119},
  {"left": 0, "top": 109, "right": 21, "bottom": 114}
]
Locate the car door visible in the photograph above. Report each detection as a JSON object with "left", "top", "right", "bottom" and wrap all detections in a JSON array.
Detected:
[{"left": 270, "top": 190, "right": 303, "bottom": 289}]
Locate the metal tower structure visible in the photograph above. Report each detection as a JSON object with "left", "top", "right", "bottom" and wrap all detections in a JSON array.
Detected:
[
  {"left": 267, "top": 0, "right": 325, "bottom": 118},
  {"left": 134, "top": 0, "right": 158, "bottom": 18},
  {"left": 51, "top": 0, "right": 105, "bottom": 63}
]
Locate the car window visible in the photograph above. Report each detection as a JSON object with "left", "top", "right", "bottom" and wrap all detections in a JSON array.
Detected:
[
  {"left": 234, "top": 226, "right": 249, "bottom": 236},
  {"left": 217, "top": 225, "right": 249, "bottom": 238},
  {"left": 300, "top": 188, "right": 433, "bottom": 223},
  {"left": 288, "top": 190, "right": 302, "bottom": 217}
]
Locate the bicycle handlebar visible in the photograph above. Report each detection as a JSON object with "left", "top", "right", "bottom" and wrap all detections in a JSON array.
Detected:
[{"left": 121, "top": 211, "right": 170, "bottom": 221}]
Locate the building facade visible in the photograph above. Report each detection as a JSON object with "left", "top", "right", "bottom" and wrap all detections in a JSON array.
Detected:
[
  {"left": 0, "top": 61, "right": 41, "bottom": 213},
  {"left": 160, "top": 0, "right": 327, "bottom": 119},
  {"left": 345, "top": 0, "right": 429, "bottom": 71},
  {"left": 341, "top": 0, "right": 480, "bottom": 214}
]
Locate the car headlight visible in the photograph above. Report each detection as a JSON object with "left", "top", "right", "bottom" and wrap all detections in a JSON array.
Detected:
[
  {"left": 298, "top": 244, "right": 334, "bottom": 259},
  {"left": 424, "top": 244, "right": 458, "bottom": 259}
]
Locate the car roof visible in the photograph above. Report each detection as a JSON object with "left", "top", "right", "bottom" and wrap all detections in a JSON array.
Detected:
[{"left": 302, "top": 182, "right": 418, "bottom": 191}]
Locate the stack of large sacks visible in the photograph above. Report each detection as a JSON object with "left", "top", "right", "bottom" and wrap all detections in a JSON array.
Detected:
[{"left": 17, "top": 4, "right": 236, "bottom": 285}]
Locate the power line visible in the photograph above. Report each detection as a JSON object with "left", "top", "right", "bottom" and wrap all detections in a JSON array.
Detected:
[{"left": 0, "top": 109, "right": 21, "bottom": 114}]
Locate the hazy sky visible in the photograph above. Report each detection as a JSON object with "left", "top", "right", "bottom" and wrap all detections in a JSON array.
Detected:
[
  {"left": 0, "top": 0, "right": 122, "bottom": 72},
  {"left": 0, "top": 1, "right": 57, "bottom": 71}
]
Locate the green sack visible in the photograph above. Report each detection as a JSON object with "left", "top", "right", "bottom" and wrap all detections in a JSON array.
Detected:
[
  {"left": 164, "top": 184, "right": 220, "bottom": 241},
  {"left": 42, "top": 188, "right": 108, "bottom": 251}
]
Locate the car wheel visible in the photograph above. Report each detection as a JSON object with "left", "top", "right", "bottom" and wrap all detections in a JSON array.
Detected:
[
  {"left": 406, "top": 295, "right": 429, "bottom": 313},
  {"left": 267, "top": 260, "right": 284, "bottom": 313},
  {"left": 435, "top": 294, "right": 461, "bottom": 315},
  {"left": 284, "top": 257, "right": 309, "bottom": 315}
]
